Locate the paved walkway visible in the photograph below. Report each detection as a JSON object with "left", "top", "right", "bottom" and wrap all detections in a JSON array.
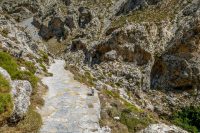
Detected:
[{"left": 39, "top": 60, "right": 101, "bottom": 133}]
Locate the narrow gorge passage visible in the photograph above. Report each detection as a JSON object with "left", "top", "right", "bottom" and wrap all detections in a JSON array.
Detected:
[{"left": 39, "top": 60, "right": 101, "bottom": 133}]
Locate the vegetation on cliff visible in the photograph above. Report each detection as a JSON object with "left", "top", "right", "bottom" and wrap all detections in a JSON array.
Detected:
[
  {"left": 99, "top": 89, "right": 155, "bottom": 133},
  {"left": 172, "top": 106, "right": 200, "bottom": 133}
]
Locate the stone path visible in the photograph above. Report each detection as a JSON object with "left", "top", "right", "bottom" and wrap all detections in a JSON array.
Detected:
[{"left": 39, "top": 60, "right": 102, "bottom": 133}]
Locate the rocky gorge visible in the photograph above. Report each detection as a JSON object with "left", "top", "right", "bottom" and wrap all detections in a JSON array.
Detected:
[{"left": 0, "top": 0, "right": 200, "bottom": 133}]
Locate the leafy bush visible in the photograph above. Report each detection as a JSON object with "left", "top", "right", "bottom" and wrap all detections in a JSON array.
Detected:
[{"left": 172, "top": 106, "right": 200, "bottom": 133}]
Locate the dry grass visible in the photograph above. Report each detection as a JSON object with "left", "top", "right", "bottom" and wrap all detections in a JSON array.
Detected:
[{"left": 111, "top": 0, "right": 190, "bottom": 28}]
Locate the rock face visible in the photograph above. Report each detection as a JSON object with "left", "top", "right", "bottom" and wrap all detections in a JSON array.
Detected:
[
  {"left": 116, "top": 0, "right": 162, "bottom": 15},
  {"left": 9, "top": 80, "right": 32, "bottom": 123},
  {"left": 151, "top": 18, "right": 200, "bottom": 90},
  {"left": 63, "top": 0, "right": 200, "bottom": 126},
  {"left": 0, "top": 9, "right": 47, "bottom": 62},
  {"left": 78, "top": 7, "right": 92, "bottom": 28},
  {"left": 1, "top": 0, "right": 39, "bottom": 21},
  {"left": 139, "top": 123, "right": 188, "bottom": 133},
  {"left": 48, "top": 17, "right": 66, "bottom": 40}
]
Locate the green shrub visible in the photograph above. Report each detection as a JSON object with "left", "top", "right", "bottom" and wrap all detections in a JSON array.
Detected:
[
  {"left": 0, "top": 74, "right": 10, "bottom": 93},
  {"left": 0, "top": 52, "right": 38, "bottom": 90},
  {"left": 120, "top": 109, "right": 150, "bottom": 132},
  {"left": 172, "top": 106, "right": 200, "bottom": 133}
]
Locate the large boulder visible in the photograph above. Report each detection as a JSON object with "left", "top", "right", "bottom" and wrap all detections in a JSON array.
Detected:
[
  {"left": 139, "top": 123, "right": 188, "bottom": 133},
  {"left": 9, "top": 80, "right": 32, "bottom": 123}
]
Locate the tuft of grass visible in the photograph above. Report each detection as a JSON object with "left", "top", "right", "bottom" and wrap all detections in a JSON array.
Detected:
[
  {"left": 0, "top": 94, "right": 12, "bottom": 114},
  {"left": 0, "top": 74, "right": 10, "bottom": 93},
  {"left": 0, "top": 72, "right": 13, "bottom": 123},
  {"left": 103, "top": 89, "right": 120, "bottom": 99},
  {"left": 0, "top": 93, "right": 13, "bottom": 123},
  {"left": 72, "top": 68, "right": 95, "bottom": 87},
  {"left": 38, "top": 50, "right": 49, "bottom": 64},
  {"left": 15, "top": 106, "right": 42, "bottom": 132},
  {"left": 172, "top": 106, "right": 200, "bottom": 133},
  {"left": 17, "top": 59, "right": 37, "bottom": 74}
]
